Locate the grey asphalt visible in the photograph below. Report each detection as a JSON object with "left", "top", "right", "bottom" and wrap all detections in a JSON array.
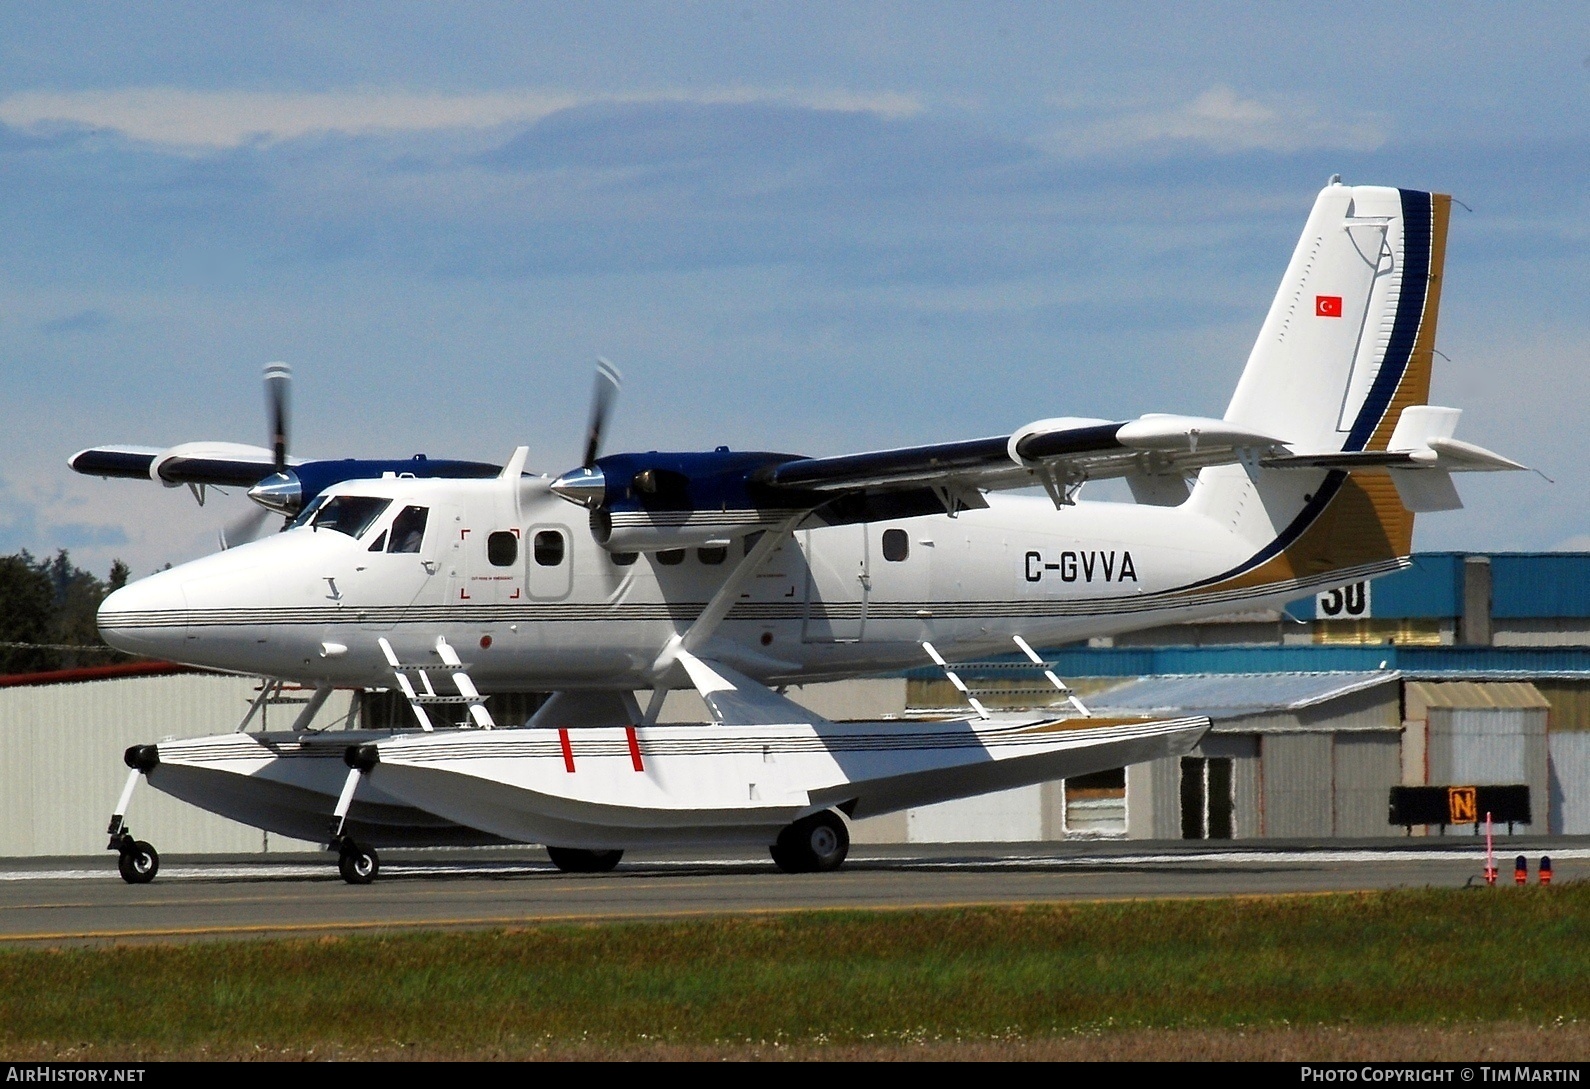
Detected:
[{"left": 1, "top": 837, "right": 1582, "bottom": 946}]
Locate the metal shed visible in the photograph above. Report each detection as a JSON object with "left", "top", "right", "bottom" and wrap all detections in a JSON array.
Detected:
[
  {"left": 1403, "top": 680, "right": 1550, "bottom": 831},
  {"left": 0, "top": 665, "right": 352, "bottom": 857},
  {"left": 1097, "top": 672, "right": 1403, "bottom": 840}
]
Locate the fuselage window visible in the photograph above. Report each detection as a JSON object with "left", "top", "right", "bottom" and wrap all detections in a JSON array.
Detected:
[
  {"left": 388, "top": 506, "right": 429, "bottom": 553},
  {"left": 610, "top": 551, "right": 639, "bottom": 566},
  {"left": 882, "top": 528, "right": 909, "bottom": 562},
  {"left": 656, "top": 549, "right": 685, "bottom": 566},
  {"left": 534, "top": 530, "right": 565, "bottom": 567},
  {"left": 311, "top": 496, "right": 392, "bottom": 539},
  {"left": 488, "top": 531, "right": 518, "bottom": 567},
  {"left": 697, "top": 546, "right": 727, "bottom": 565}
]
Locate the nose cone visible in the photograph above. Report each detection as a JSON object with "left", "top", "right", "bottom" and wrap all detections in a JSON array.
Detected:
[
  {"left": 248, "top": 470, "right": 303, "bottom": 515},
  {"left": 549, "top": 465, "right": 606, "bottom": 509},
  {"left": 97, "top": 568, "right": 188, "bottom": 659}
]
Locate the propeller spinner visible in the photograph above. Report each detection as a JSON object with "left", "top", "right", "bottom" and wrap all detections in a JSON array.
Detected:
[{"left": 550, "top": 359, "right": 621, "bottom": 509}]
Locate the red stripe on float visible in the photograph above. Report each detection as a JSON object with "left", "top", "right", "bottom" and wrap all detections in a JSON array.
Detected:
[
  {"left": 626, "top": 726, "right": 644, "bottom": 772},
  {"left": 559, "top": 728, "right": 575, "bottom": 773}
]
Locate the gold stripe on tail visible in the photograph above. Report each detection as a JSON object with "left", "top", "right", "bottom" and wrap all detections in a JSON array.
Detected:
[{"left": 1367, "top": 193, "right": 1450, "bottom": 452}]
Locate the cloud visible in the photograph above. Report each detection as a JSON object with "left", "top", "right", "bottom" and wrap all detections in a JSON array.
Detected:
[
  {"left": 1040, "top": 87, "right": 1388, "bottom": 158},
  {"left": 0, "top": 86, "right": 922, "bottom": 150},
  {"left": 39, "top": 309, "right": 112, "bottom": 335}
]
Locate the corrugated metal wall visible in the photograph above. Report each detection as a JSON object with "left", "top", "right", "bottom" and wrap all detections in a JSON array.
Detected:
[
  {"left": 1261, "top": 733, "right": 1334, "bottom": 837},
  {"left": 1333, "top": 732, "right": 1401, "bottom": 836},
  {"left": 1427, "top": 706, "right": 1549, "bottom": 828},
  {"left": 1126, "top": 757, "right": 1181, "bottom": 839},
  {"left": 0, "top": 674, "right": 357, "bottom": 857},
  {"left": 1534, "top": 681, "right": 1590, "bottom": 732},
  {"left": 1549, "top": 733, "right": 1590, "bottom": 834},
  {"left": 906, "top": 785, "right": 1044, "bottom": 842}
]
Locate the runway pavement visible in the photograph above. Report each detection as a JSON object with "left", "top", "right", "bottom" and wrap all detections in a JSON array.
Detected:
[{"left": 1, "top": 838, "right": 1583, "bottom": 946}]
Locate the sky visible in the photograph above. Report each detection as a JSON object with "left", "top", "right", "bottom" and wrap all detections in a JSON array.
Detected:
[{"left": 0, "top": 2, "right": 1586, "bottom": 579}]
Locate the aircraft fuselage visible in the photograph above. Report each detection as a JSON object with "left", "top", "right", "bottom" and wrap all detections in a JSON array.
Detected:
[{"left": 97, "top": 469, "right": 1338, "bottom": 696}]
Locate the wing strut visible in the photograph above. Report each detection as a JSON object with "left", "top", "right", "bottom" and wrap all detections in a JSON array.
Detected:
[
  {"left": 235, "top": 680, "right": 283, "bottom": 733},
  {"left": 643, "top": 515, "right": 803, "bottom": 724}
]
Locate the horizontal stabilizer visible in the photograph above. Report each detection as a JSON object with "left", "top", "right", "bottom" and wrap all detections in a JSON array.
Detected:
[{"left": 1265, "top": 406, "right": 1526, "bottom": 478}]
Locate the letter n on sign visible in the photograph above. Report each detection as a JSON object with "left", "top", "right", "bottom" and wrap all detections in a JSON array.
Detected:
[{"left": 1448, "top": 785, "right": 1477, "bottom": 824}]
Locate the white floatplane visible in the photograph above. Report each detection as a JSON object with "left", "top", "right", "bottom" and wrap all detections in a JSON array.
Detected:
[{"left": 84, "top": 180, "right": 1525, "bottom": 883}]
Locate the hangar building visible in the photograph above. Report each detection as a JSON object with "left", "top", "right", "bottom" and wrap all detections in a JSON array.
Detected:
[{"left": 2, "top": 551, "right": 1589, "bottom": 857}]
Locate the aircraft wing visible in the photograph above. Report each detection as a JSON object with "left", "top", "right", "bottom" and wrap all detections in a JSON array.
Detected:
[
  {"left": 70, "top": 442, "right": 299, "bottom": 488},
  {"left": 758, "top": 407, "right": 1525, "bottom": 512},
  {"left": 66, "top": 445, "right": 165, "bottom": 480},
  {"left": 759, "top": 414, "right": 1294, "bottom": 509}
]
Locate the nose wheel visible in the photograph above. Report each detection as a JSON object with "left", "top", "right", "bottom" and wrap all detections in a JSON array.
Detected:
[
  {"left": 336, "top": 840, "right": 380, "bottom": 885},
  {"left": 112, "top": 834, "right": 160, "bottom": 885},
  {"left": 770, "top": 810, "right": 849, "bottom": 874}
]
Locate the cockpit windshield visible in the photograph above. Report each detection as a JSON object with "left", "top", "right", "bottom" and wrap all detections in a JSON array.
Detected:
[
  {"left": 309, "top": 495, "right": 392, "bottom": 539},
  {"left": 288, "top": 494, "right": 328, "bottom": 530}
]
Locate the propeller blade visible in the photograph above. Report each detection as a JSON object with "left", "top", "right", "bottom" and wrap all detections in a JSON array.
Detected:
[
  {"left": 218, "top": 505, "right": 273, "bottom": 551},
  {"left": 582, "top": 358, "right": 622, "bottom": 469},
  {"left": 264, "top": 362, "right": 292, "bottom": 473}
]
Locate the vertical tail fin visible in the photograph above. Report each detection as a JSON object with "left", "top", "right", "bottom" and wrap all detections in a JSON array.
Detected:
[
  {"left": 1224, "top": 180, "right": 1450, "bottom": 454},
  {"left": 1190, "top": 181, "right": 1450, "bottom": 592}
]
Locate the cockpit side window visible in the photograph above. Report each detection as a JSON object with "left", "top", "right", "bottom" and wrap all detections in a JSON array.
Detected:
[
  {"left": 388, "top": 506, "right": 429, "bottom": 553},
  {"left": 310, "top": 496, "right": 392, "bottom": 539}
]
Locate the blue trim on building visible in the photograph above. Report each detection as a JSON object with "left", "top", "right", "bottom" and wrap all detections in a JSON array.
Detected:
[
  {"left": 908, "top": 644, "right": 1590, "bottom": 680},
  {"left": 1492, "top": 554, "right": 1590, "bottom": 619},
  {"left": 1285, "top": 552, "right": 1590, "bottom": 621}
]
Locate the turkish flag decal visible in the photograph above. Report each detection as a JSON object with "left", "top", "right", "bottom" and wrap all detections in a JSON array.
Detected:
[{"left": 1316, "top": 295, "right": 1344, "bottom": 318}]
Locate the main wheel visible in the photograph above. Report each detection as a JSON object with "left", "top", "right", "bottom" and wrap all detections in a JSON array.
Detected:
[
  {"left": 770, "top": 810, "right": 849, "bottom": 874},
  {"left": 546, "top": 846, "right": 624, "bottom": 873},
  {"left": 338, "top": 843, "right": 380, "bottom": 885},
  {"left": 117, "top": 840, "right": 160, "bottom": 885}
]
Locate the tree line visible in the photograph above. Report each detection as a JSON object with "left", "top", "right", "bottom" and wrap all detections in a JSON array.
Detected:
[{"left": 0, "top": 550, "right": 133, "bottom": 673}]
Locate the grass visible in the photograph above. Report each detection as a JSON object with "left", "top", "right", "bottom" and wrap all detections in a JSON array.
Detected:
[{"left": 4, "top": 886, "right": 1590, "bottom": 1059}]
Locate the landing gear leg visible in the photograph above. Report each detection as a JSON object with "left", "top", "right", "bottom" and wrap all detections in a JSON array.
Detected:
[
  {"left": 107, "top": 760, "right": 159, "bottom": 885},
  {"left": 329, "top": 749, "right": 380, "bottom": 884},
  {"left": 770, "top": 810, "right": 850, "bottom": 874}
]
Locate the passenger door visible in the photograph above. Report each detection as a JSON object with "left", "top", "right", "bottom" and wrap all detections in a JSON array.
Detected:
[
  {"left": 801, "top": 524, "right": 867, "bottom": 642},
  {"left": 524, "top": 524, "right": 573, "bottom": 600}
]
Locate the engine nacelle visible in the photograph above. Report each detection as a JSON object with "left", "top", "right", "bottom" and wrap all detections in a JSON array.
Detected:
[
  {"left": 553, "top": 449, "right": 809, "bottom": 553},
  {"left": 590, "top": 507, "right": 796, "bottom": 554}
]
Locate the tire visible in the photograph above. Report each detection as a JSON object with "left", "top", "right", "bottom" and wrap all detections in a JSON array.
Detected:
[
  {"left": 546, "top": 846, "right": 624, "bottom": 873},
  {"left": 117, "top": 841, "right": 160, "bottom": 885},
  {"left": 338, "top": 843, "right": 380, "bottom": 885},
  {"left": 770, "top": 810, "right": 849, "bottom": 874}
]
